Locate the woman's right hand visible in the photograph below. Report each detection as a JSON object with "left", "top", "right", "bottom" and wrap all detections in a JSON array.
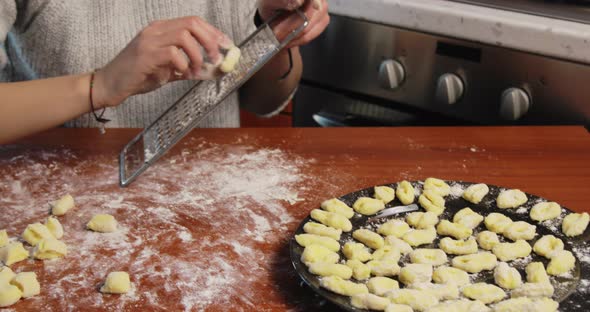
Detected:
[{"left": 93, "top": 16, "right": 233, "bottom": 109}]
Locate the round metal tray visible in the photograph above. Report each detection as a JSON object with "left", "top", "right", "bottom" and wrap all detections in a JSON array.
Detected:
[{"left": 290, "top": 181, "right": 590, "bottom": 311}]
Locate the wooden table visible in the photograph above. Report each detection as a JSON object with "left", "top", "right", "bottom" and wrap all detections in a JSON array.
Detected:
[{"left": 1, "top": 126, "right": 588, "bottom": 311}]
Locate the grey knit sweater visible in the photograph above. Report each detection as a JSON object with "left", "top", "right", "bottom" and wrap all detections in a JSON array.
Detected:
[{"left": 0, "top": 0, "right": 261, "bottom": 128}]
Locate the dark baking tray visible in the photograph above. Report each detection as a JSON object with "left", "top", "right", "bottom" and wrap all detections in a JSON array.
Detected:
[{"left": 290, "top": 181, "right": 590, "bottom": 311}]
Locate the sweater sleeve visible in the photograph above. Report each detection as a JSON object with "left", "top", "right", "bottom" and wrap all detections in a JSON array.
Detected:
[{"left": 0, "top": 0, "right": 17, "bottom": 71}]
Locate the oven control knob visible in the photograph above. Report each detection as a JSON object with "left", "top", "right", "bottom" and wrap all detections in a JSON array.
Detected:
[
  {"left": 436, "top": 73, "right": 464, "bottom": 105},
  {"left": 500, "top": 88, "right": 531, "bottom": 121},
  {"left": 378, "top": 59, "right": 405, "bottom": 90}
]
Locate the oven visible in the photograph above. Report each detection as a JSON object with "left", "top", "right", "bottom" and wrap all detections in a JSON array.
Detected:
[{"left": 294, "top": 6, "right": 590, "bottom": 127}]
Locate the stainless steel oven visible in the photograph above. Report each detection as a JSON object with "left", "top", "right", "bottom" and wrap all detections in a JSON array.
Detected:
[{"left": 294, "top": 13, "right": 590, "bottom": 127}]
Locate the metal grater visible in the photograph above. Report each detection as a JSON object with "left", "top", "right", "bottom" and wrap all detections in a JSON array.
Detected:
[{"left": 119, "top": 10, "right": 308, "bottom": 187}]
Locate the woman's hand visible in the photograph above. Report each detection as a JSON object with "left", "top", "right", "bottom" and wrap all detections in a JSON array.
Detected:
[
  {"left": 94, "top": 16, "right": 233, "bottom": 108},
  {"left": 258, "top": 0, "right": 329, "bottom": 48}
]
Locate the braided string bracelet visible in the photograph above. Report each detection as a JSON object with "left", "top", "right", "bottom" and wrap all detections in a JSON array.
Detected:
[{"left": 89, "top": 70, "right": 111, "bottom": 134}]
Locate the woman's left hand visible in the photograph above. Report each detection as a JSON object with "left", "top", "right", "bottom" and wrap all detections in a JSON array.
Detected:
[{"left": 258, "top": 0, "right": 330, "bottom": 48}]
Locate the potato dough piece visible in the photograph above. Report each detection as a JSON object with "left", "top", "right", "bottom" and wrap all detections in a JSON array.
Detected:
[
  {"left": 346, "top": 260, "right": 371, "bottom": 280},
  {"left": 436, "top": 220, "right": 472, "bottom": 240},
  {"left": 10, "top": 272, "right": 40, "bottom": 298},
  {"left": 439, "top": 237, "right": 478, "bottom": 255},
  {"left": 426, "top": 299, "right": 491, "bottom": 312},
  {"left": 0, "top": 283, "right": 22, "bottom": 307},
  {"left": 385, "top": 236, "right": 413, "bottom": 255},
  {"left": 533, "top": 235, "right": 564, "bottom": 259},
  {"left": 22, "top": 223, "right": 55, "bottom": 246},
  {"left": 219, "top": 46, "right": 241, "bottom": 73},
  {"left": 374, "top": 186, "right": 396, "bottom": 204},
  {"left": 485, "top": 213, "right": 513, "bottom": 233},
  {"left": 385, "top": 303, "right": 414, "bottom": 312},
  {"left": 502, "top": 221, "right": 536, "bottom": 241},
  {"left": 295, "top": 234, "right": 340, "bottom": 252},
  {"left": 546, "top": 250, "right": 575, "bottom": 276},
  {"left": 388, "top": 289, "right": 439, "bottom": 312},
  {"left": 308, "top": 262, "right": 353, "bottom": 279},
  {"left": 525, "top": 262, "right": 549, "bottom": 283},
  {"left": 310, "top": 209, "right": 353, "bottom": 232},
  {"left": 403, "top": 228, "right": 437, "bottom": 247},
  {"left": 532, "top": 298, "right": 559, "bottom": 312},
  {"left": 452, "top": 252, "right": 497, "bottom": 273},
  {"left": 453, "top": 208, "right": 483, "bottom": 229},
  {"left": 492, "top": 240, "right": 532, "bottom": 262},
  {"left": 511, "top": 282, "right": 554, "bottom": 298},
  {"left": 301, "top": 244, "right": 339, "bottom": 265},
  {"left": 342, "top": 242, "right": 372, "bottom": 262},
  {"left": 32, "top": 238, "right": 67, "bottom": 260},
  {"left": 409, "top": 282, "right": 459, "bottom": 300},
  {"left": 462, "top": 283, "right": 506, "bottom": 304},
  {"left": 496, "top": 189, "right": 527, "bottom": 209},
  {"left": 353, "top": 197, "right": 386, "bottom": 216},
  {"left": 353, "top": 229, "right": 385, "bottom": 250},
  {"left": 419, "top": 190, "right": 446, "bottom": 216},
  {"left": 424, "top": 178, "right": 451, "bottom": 197},
  {"left": 0, "top": 231, "right": 8, "bottom": 248},
  {"left": 87, "top": 214, "right": 118, "bottom": 233},
  {"left": 409, "top": 249, "right": 447, "bottom": 266},
  {"left": 493, "top": 297, "right": 533, "bottom": 312},
  {"left": 378, "top": 220, "right": 411, "bottom": 238},
  {"left": 562, "top": 212, "right": 590, "bottom": 237},
  {"left": 462, "top": 183, "right": 490, "bottom": 204},
  {"left": 0, "top": 267, "right": 15, "bottom": 284},
  {"left": 407, "top": 212, "right": 439, "bottom": 229},
  {"left": 432, "top": 266, "right": 469, "bottom": 286},
  {"left": 303, "top": 222, "right": 342, "bottom": 240},
  {"left": 372, "top": 246, "right": 401, "bottom": 262},
  {"left": 494, "top": 262, "right": 522, "bottom": 290},
  {"left": 396, "top": 181, "right": 415, "bottom": 205},
  {"left": 45, "top": 217, "right": 64, "bottom": 239},
  {"left": 351, "top": 293, "right": 390, "bottom": 310},
  {"left": 367, "top": 276, "right": 399, "bottom": 296},
  {"left": 367, "top": 260, "right": 401, "bottom": 277},
  {"left": 399, "top": 263, "right": 433, "bottom": 285},
  {"left": 321, "top": 198, "right": 354, "bottom": 219},
  {"left": 320, "top": 276, "right": 368, "bottom": 296},
  {"left": 530, "top": 202, "right": 561, "bottom": 222},
  {"left": 0, "top": 243, "right": 29, "bottom": 266},
  {"left": 476, "top": 231, "right": 500, "bottom": 251},
  {"left": 101, "top": 271, "right": 131, "bottom": 294},
  {"left": 51, "top": 194, "right": 75, "bottom": 216}
]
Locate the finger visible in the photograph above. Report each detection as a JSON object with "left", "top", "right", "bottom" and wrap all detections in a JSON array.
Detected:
[
  {"left": 154, "top": 46, "right": 192, "bottom": 76},
  {"left": 272, "top": 0, "right": 321, "bottom": 41},
  {"left": 287, "top": 11, "right": 329, "bottom": 48},
  {"left": 156, "top": 29, "right": 205, "bottom": 76}
]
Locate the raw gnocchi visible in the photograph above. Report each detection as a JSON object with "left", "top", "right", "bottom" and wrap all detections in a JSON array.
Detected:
[
  {"left": 432, "top": 266, "right": 470, "bottom": 286},
  {"left": 351, "top": 293, "right": 390, "bottom": 310},
  {"left": 461, "top": 283, "right": 506, "bottom": 304},
  {"left": 342, "top": 242, "right": 373, "bottom": 262},
  {"left": 533, "top": 235, "right": 564, "bottom": 259},
  {"left": 0, "top": 267, "right": 15, "bottom": 284},
  {"left": 301, "top": 244, "right": 339, "bottom": 265},
  {"left": 320, "top": 198, "right": 354, "bottom": 219},
  {"left": 387, "top": 288, "right": 439, "bottom": 312},
  {"left": 409, "top": 282, "right": 459, "bottom": 300},
  {"left": 409, "top": 249, "right": 447, "bottom": 266},
  {"left": 51, "top": 194, "right": 75, "bottom": 216},
  {"left": 378, "top": 219, "right": 411, "bottom": 238},
  {"left": 100, "top": 271, "right": 131, "bottom": 294},
  {"left": 366, "top": 276, "right": 399, "bottom": 296},
  {"left": 45, "top": 217, "right": 64, "bottom": 239},
  {"left": 0, "top": 283, "right": 21, "bottom": 308},
  {"left": 476, "top": 231, "right": 500, "bottom": 251},
  {"left": 303, "top": 222, "right": 342, "bottom": 240},
  {"left": 0, "top": 230, "right": 8, "bottom": 248},
  {"left": 530, "top": 202, "right": 561, "bottom": 222},
  {"left": 502, "top": 221, "right": 536, "bottom": 241},
  {"left": 0, "top": 242, "right": 29, "bottom": 266},
  {"left": 484, "top": 213, "right": 513, "bottom": 233},
  {"left": 562, "top": 212, "right": 589, "bottom": 237},
  {"left": 353, "top": 229, "right": 385, "bottom": 250},
  {"left": 374, "top": 186, "right": 396, "bottom": 204},
  {"left": 511, "top": 282, "right": 554, "bottom": 298},
  {"left": 493, "top": 297, "right": 559, "bottom": 312},
  {"left": 453, "top": 207, "right": 483, "bottom": 229},
  {"left": 346, "top": 260, "right": 371, "bottom": 280},
  {"left": 525, "top": 262, "right": 550, "bottom": 283},
  {"left": 436, "top": 220, "right": 472, "bottom": 240},
  {"left": 308, "top": 262, "right": 353, "bottom": 279},
  {"left": 385, "top": 303, "right": 414, "bottom": 312},
  {"left": 402, "top": 228, "right": 437, "bottom": 247},
  {"left": 419, "top": 190, "right": 446, "bottom": 216},
  {"left": 424, "top": 178, "right": 451, "bottom": 197},
  {"left": 396, "top": 180, "right": 415, "bottom": 205},
  {"left": 10, "top": 272, "right": 40, "bottom": 298},
  {"left": 219, "top": 45, "right": 241, "bottom": 73},
  {"left": 546, "top": 250, "right": 575, "bottom": 276},
  {"left": 353, "top": 197, "right": 385, "bottom": 216},
  {"left": 426, "top": 299, "right": 490, "bottom": 312},
  {"left": 406, "top": 212, "right": 439, "bottom": 229},
  {"left": 494, "top": 262, "right": 522, "bottom": 290},
  {"left": 451, "top": 252, "right": 498, "bottom": 273},
  {"left": 366, "top": 260, "right": 401, "bottom": 277},
  {"left": 399, "top": 263, "right": 433, "bottom": 285},
  {"left": 496, "top": 189, "right": 527, "bottom": 209},
  {"left": 310, "top": 209, "right": 353, "bottom": 232},
  {"left": 372, "top": 246, "right": 401, "bottom": 262},
  {"left": 22, "top": 223, "right": 55, "bottom": 246},
  {"left": 320, "top": 276, "right": 369, "bottom": 296},
  {"left": 87, "top": 214, "right": 118, "bottom": 233},
  {"left": 32, "top": 238, "right": 67, "bottom": 260},
  {"left": 492, "top": 240, "right": 532, "bottom": 262},
  {"left": 295, "top": 234, "right": 340, "bottom": 252},
  {"left": 439, "top": 237, "right": 478, "bottom": 255},
  {"left": 462, "top": 183, "right": 489, "bottom": 204},
  {"left": 384, "top": 235, "right": 413, "bottom": 255}
]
